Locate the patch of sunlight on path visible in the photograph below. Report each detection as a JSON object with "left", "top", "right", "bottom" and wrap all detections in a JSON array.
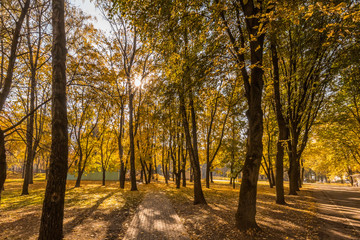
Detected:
[{"left": 123, "top": 192, "right": 190, "bottom": 240}]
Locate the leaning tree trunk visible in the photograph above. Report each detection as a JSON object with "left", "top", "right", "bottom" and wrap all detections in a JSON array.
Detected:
[{"left": 38, "top": 0, "right": 68, "bottom": 238}]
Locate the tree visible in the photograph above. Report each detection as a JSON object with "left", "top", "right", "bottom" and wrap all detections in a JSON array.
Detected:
[
  {"left": 0, "top": 0, "right": 30, "bottom": 201},
  {"left": 38, "top": 0, "right": 68, "bottom": 238},
  {"left": 22, "top": 0, "right": 51, "bottom": 195},
  {"left": 215, "top": 0, "right": 273, "bottom": 230}
]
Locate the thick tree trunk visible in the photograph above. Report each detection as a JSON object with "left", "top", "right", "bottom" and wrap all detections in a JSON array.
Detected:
[
  {"left": 38, "top": 0, "right": 68, "bottom": 238},
  {"left": 235, "top": 8, "right": 265, "bottom": 229}
]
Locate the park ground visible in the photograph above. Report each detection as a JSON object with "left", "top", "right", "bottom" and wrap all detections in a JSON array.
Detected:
[{"left": 0, "top": 174, "right": 359, "bottom": 240}]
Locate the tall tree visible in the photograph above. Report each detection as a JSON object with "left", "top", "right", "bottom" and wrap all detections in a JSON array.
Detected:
[
  {"left": 0, "top": 0, "right": 30, "bottom": 201},
  {"left": 215, "top": 0, "right": 272, "bottom": 230},
  {"left": 38, "top": 0, "right": 68, "bottom": 238}
]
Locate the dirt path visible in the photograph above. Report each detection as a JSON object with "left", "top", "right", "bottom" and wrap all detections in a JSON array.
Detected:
[
  {"left": 309, "top": 184, "right": 360, "bottom": 239},
  {"left": 123, "top": 192, "right": 190, "bottom": 240}
]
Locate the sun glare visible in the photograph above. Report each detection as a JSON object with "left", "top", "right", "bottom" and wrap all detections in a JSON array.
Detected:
[{"left": 134, "top": 77, "right": 142, "bottom": 88}]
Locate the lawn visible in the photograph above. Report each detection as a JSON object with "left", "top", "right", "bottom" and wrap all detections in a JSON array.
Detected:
[{"left": 0, "top": 176, "right": 319, "bottom": 240}]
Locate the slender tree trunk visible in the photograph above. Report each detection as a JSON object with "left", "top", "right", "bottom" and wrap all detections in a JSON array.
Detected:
[
  {"left": 129, "top": 90, "right": 137, "bottom": 191},
  {"left": 22, "top": 56, "right": 36, "bottom": 193},
  {"left": 210, "top": 171, "right": 213, "bottom": 183},
  {"left": 147, "top": 163, "right": 152, "bottom": 184},
  {"left": 75, "top": 170, "right": 83, "bottom": 188},
  {"left": 119, "top": 101, "right": 125, "bottom": 189},
  {"left": 271, "top": 39, "right": 287, "bottom": 204},
  {"left": 38, "top": 0, "right": 68, "bottom": 237},
  {"left": 179, "top": 92, "right": 206, "bottom": 205},
  {"left": 102, "top": 168, "right": 106, "bottom": 186},
  {"left": 206, "top": 161, "right": 210, "bottom": 188},
  {"left": 190, "top": 167, "right": 193, "bottom": 182},
  {"left": 0, "top": 129, "right": 6, "bottom": 202}
]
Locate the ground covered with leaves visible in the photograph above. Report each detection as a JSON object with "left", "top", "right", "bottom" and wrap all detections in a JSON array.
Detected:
[
  {"left": 1, "top": 175, "right": 318, "bottom": 240},
  {"left": 160, "top": 181, "right": 318, "bottom": 240},
  {"left": 0, "top": 174, "right": 145, "bottom": 240}
]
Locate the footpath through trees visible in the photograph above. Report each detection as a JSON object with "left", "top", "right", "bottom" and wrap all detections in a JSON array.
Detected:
[{"left": 123, "top": 192, "right": 190, "bottom": 240}]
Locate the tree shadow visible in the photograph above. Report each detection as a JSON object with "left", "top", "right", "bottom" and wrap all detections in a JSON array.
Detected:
[{"left": 63, "top": 191, "right": 116, "bottom": 234}]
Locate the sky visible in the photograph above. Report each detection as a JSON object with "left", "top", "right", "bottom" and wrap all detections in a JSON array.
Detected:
[{"left": 71, "top": 0, "right": 111, "bottom": 33}]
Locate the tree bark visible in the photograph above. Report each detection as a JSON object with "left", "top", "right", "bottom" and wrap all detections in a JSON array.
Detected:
[{"left": 38, "top": 0, "right": 68, "bottom": 238}]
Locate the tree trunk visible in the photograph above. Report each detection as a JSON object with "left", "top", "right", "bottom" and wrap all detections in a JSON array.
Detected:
[
  {"left": 210, "top": 171, "right": 213, "bottom": 183},
  {"left": 129, "top": 90, "right": 137, "bottom": 191},
  {"left": 118, "top": 101, "right": 125, "bottom": 189},
  {"left": 147, "top": 163, "right": 152, "bottom": 184},
  {"left": 0, "top": 129, "right": 6, "bottom": 202},
  {"left": 271, "top": 38, "right": 287, "bottom": 204},
  {"left": 140, "top": 169, "right": 144, "bottom": 183},
  {"left": 75, "top": 171, "right": 83, "bottom": 188},
  {"left": 179, "top": 91, "right": 206, "bottom": 205},
  {"left": 38, "top": 0, "right": 68, "bottom": 237},
  {"left": 119, "top": 162, "right": 125, "bottom": 189},
  {"left": 206, "top": 162, "right": 210, "bottom": 188},
  {"left": 288, "top": 143, "right": 299, "bottom": 195},
  {"left": 190, "top": 167, "right": 193, "bottom": 182},
  {"left": 235, "top": 8, "right": 265, "bottom": 229},
  {"left": 102, "top": 168, "right": 106, "bottom": 186}
]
